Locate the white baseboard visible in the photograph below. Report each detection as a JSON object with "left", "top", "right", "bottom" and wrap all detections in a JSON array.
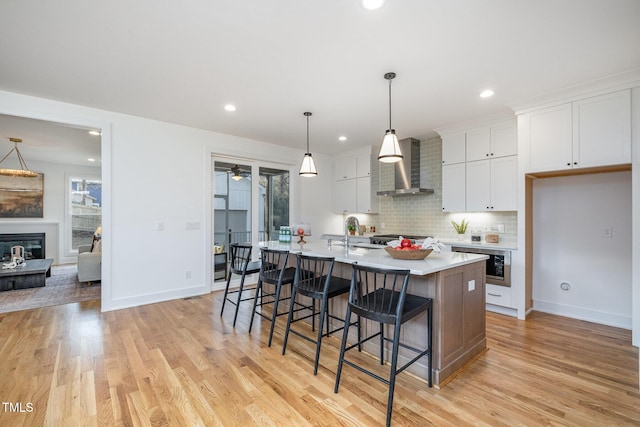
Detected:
[
  {"left": 533, "top": 299, "right": 631, "bottom": 330},
  {"left": 104, "top": 284, "right": 209, "bottom": 312},
  {"left": 486, "top": 304, "right": 518, "bottom": 317}
]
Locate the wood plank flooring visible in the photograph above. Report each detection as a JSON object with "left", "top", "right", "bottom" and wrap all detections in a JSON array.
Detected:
[{"left": 0, "top": 290, "right": 638, "bottom": 426}]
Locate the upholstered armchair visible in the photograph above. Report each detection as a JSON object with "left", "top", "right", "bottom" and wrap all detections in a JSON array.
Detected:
[{"left": 77, "top": 244, "right": 101, "bottom": 283}]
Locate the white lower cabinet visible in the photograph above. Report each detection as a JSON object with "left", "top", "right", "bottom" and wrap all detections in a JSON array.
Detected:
[{"left": 486, "top": 284, "right": 511, "bottom": 307}]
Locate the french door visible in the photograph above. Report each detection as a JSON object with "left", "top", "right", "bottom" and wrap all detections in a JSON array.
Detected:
[{"left": 212, "top": 158, "right": 290, "bottom": 281}]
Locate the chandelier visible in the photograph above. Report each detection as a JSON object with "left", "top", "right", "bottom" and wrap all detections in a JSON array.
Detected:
[{"left": 0, "top": 138, "right": 38, "bottom": 178}]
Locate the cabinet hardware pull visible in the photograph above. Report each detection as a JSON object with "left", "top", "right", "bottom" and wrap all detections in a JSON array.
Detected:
[
  {"left": 488, "top": 293, "right": 501, "bottom": 297},
  {"left": 573, "top": 162, "right": 578, "bottom": 165},
  {"left": 566, "top": 162, "right": 571, "bottom": 166}
]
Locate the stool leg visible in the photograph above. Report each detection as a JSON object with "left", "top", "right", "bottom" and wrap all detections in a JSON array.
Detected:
[
  {"left": 220, "top": 271, "right": 233, "bottom": 316},
  {"left": 380, "top": 322, "right": 385, "bottom": 365},
  {"left": 334, "top": 305, "right": 352, "bottom": 393},
  {"left": 313, "top": 296, "right": 328, "bottom": 375},
  {"left": 232, "top": 271, "right": 247, "bottom": 327},
  {"left": 267, "top": 282, "right": 283, "bottom": 347},
  {"left": 282, "top": 286, "right": 298, "bottom": 356},
  {"left": 386, "top": 320, "right": 403, "bottom": 427},
  {"left": 248, "top": 279, "right": 262, "bottom": 333}
]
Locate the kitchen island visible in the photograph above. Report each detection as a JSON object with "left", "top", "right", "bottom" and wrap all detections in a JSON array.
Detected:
[{"left": 257, "top": 240, "right": 488, "bottom": 387}]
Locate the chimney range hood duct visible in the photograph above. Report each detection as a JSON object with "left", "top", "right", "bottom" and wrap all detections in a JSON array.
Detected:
[{"left": 376, "top": 138, "right": 434, "bottom": 196}]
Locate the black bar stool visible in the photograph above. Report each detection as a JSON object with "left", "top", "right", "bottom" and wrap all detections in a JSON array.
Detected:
[
  {"left": 334, "top": 263, "right": 433, "bottom": 427},
  {"left": 281, "top": 254, "right": 359, "bottom": 375},
  {"left": 219, "top": 243, "right": 261, "bottom": 327},
  {"left": 249, "top": 248, "right": 299, "bottom": 347}
]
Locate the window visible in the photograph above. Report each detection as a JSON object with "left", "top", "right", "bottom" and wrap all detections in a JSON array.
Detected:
[{"left": 69, "top": 177, "right": 102, "bottom": 250}]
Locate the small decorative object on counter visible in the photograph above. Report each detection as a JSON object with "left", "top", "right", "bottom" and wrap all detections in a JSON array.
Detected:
[
  {"left": 383, "top": 236, "right": 445, "bottom": 259},
  {"left": 470, "top": 229, "right": 482, "bottom": 243},
  {"left": 451, "top": 219, "right": 468, "bottom": 240},
  {"left": 279, "top": 226, "right": 292, "bottom": 243},
  {"left": 485, "top": 227, "right": 499, "bottom": 243},
  {"left": 347, "top": 224, "right": 356, "bottom": 235}
]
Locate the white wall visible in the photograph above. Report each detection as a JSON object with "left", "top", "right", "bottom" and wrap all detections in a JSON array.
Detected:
[
  {"left": 0, "top": 89, "right": 336, "bottom": 312},
  {"left": 532, "top": 171, "right": 632, "bottom": 328}
]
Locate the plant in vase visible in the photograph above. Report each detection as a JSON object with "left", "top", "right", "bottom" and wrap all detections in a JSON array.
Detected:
[
  {"left": 451, "top": 219, "right": 468, "bottom": 240},
  {"left": 347, "top": 224, "right": 356, "bottom": 235}
]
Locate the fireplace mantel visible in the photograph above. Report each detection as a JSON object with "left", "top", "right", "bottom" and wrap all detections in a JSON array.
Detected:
[{"left": 0, "top": 222, "right": 59, "bottom": 264}]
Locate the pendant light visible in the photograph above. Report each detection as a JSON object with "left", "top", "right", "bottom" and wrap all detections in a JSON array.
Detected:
[
  {"left": 0, "top": 137, "right": 38, "bottom": 178},
  {"left": 377, "top": 72, "right": 403, "bottom": 163},
  {"left": 299, "top": 112, "right": 318, "bottom": 177}
]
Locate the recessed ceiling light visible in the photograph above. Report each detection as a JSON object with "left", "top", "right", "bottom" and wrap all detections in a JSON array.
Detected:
[
  {"left": 479, "top": 89, "right": 495, "bottom": 98},
  {"left": 88, "top": 130, "right": 101, "bottom": 136},
  {"left": 87, "top": 158, "right": 96, "bottom": 162},
  {"left": 339, "top": 136, "right": 347, "bottom": 142},
  {"left": 224, "top": 104, "right": 237, "bottom": 112},
  {"left": 362, "top": 0, "right": 384, "bottom": 10}
]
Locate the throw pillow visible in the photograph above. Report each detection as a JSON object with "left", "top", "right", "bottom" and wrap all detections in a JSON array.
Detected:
[{"left": 91, "top": 239, "right": 102, "bottom": 253}]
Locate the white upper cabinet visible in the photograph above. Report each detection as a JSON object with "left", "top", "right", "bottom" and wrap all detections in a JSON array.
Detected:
[
  {"left": 573, "top": 90, "right": 631, "bottom": 168},
  {"left": 466, "top": 156, "right": 517, "bottom": 212},
  {"left": 333, "top": 155, "right": 357, "bottom": 181},
  {"left": 356, "top": 153, "right": 371, "bottom": 177},
  {"left": 466, "top": 120, "right": 517, "bottom": 162},
  {"left": 441, "top": 132, "right": 466, "bottom": 165},
  {"left": 332, "top": 148, "right": 378, "bottom": 214},
  {"left": 521, "top": 89, "right": 631, "bottom": 173},
  {"left": 490, "top": 120, "right": 518, "bottom": 158},
  {"left": 442, "top": 163, "right": 466, "bottom": 212},
  {"left": 465, "top": 127, "right": 490, "bottom": 161}
]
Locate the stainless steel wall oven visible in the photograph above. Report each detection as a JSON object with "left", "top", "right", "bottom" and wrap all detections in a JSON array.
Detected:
[{"left": 451, "top": 246, "right": 511, "bottom": 287}]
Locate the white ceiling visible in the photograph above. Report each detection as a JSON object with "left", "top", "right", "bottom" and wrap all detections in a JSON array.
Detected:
[{"left": 0, "top": 0, "right": 639, "bottom": 162}]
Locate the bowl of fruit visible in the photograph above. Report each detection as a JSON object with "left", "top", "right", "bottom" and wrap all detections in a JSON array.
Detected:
[{"left": 384, "top": 238, "right": 433, "bottom": 260}]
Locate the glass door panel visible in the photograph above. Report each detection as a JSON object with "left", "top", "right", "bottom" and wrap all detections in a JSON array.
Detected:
[
  {"left": 259, "top": 167, "right": 289, "bottom": 242},
  {"left": 213, "top": 162, "right": 252, "bottom": 282}
]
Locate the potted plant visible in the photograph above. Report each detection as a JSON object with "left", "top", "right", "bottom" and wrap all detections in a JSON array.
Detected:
[
  {"left": 348, "top": 224, "right": 356, "bottom": 235},
  {"left": 451, "top": 219, "right": 468, "bottom": 240}
]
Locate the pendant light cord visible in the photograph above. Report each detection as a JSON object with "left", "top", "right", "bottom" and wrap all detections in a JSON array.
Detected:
[
  {"left": 306, "top": 114, "right": 310, "bottom": 152},
  {"left": 388, "top": 77, "right": 392, "bottom": 130}
]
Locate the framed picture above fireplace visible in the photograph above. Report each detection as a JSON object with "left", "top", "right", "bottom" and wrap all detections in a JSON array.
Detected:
[{"left": 0, "top": 173, "right": 44, "bottom": 218}]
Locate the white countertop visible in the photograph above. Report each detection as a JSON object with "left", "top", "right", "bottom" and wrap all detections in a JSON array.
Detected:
[{"left": 257, "top": 241, "right": 488, "bottom": 276}]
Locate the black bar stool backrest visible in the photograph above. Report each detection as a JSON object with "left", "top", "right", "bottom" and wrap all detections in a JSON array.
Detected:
[
  {"left": 295, "top": 254, "right": 334, "bottom": 299},
  {"left": 259, "top": 248, "right": 290, "bottom": 285},
  {"left": 229, "top": 244, "right": 253, "bottom": 275},
  {"left": 349, "top": 264, "right": 411, "bottom": 325}
]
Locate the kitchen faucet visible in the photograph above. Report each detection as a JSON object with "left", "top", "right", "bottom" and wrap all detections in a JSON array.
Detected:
[{"left": 344, "top": 216, "right": 360, "bottom": 247}]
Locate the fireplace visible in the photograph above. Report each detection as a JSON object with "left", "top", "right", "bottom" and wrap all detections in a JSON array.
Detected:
[{"left": 0, "top": 233, "right": 45, "bottom": 262}]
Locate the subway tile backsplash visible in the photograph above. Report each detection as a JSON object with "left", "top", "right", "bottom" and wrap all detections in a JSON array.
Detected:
[{"left": 373, "top": 136, "right": 517, "bottom": 246}]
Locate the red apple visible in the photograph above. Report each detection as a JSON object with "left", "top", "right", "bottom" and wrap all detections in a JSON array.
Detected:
[{"left": 297, "top": 228, "right": 305, "bottom": 235}]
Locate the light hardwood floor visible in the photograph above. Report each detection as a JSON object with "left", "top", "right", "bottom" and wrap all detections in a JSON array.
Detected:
[{"left": 0, "top": 291, "right": 638, "bottom": 426}]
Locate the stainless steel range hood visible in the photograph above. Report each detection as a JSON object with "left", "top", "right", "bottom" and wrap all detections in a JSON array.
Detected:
[{"left": 376, "top": 137, "right": 434, "bottom": 196}]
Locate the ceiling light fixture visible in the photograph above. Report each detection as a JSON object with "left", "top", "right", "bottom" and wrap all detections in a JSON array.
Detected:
[
  {"left": 377, "top": 72, "right": 403, "bottom": 163},
  {"left": 362, "top": 0, "right": 384, "bottom": 10},
  {"left": 224, "top": 104, "right": 237, "bottom": 112},
  {"left": 479, "top": 89, "right": 495, "bottom": 98},
  {"left": 0, "top": 137, "right": 38, "bottom": 178},
  {"left": 88, "top": 130, "right": 101, "bottom": 136},
  {"left": 299, "top": 112, "right": 318, "bottom": 177},
  {"left": 338, "top": 136, "right": 347, "bottom": 142},
  {"left": 230, "top": 164, "right": 244, "bottom": 181}
]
